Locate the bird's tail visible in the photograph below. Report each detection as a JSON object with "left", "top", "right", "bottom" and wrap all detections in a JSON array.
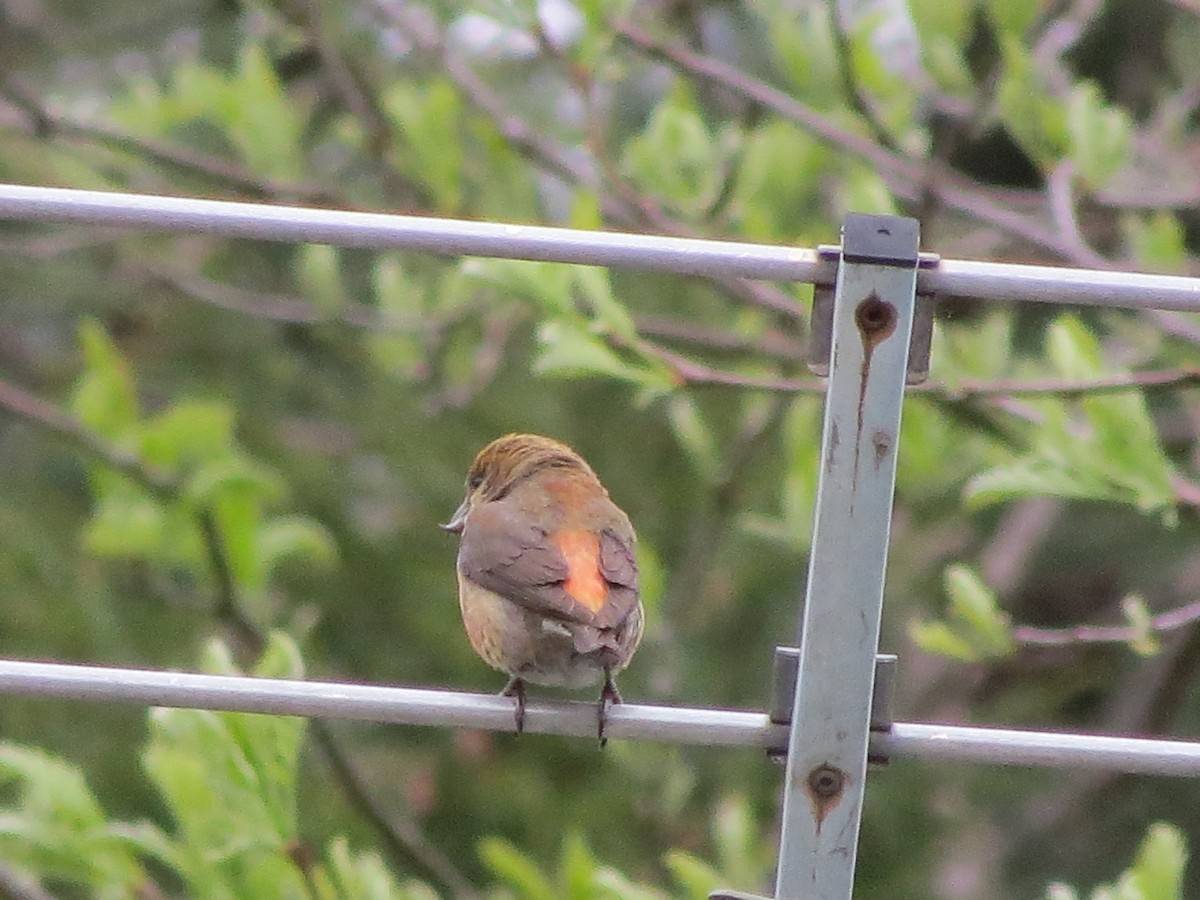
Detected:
[{"left": 570, "top": 625, "right": 623, "bottom": 666}]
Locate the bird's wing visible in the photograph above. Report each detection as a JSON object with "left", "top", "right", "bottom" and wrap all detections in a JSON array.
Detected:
[
  {"left": 458, "top": 502, "right": 639, "bottom": 629},
  {"left": 594, "top": 527, "right": 640, "bottom": 630}
]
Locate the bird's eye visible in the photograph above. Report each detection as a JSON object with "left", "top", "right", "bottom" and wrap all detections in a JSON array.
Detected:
[{"left": 467, "top": 472, "right": 484, "bottom": 490}]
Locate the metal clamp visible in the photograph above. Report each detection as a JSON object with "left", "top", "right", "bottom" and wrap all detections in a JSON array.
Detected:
[
  {"left": 809, "top": 246, "right": 938, "bottom": 385},
  {"left": 766, "top": 648, "right": 896, "bottom": 764}
]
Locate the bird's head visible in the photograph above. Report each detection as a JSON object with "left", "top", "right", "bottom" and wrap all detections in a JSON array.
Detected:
[{"left": 441, "top": 433, "right": 596, "bottom": 534}]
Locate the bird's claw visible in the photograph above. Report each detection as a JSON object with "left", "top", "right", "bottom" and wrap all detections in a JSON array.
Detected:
[
  {"left": 597, "top": 673, "right": 622, "bottom": 747},
  {"left": 502, "top": 677, "right": 526, "bottom": 735}
]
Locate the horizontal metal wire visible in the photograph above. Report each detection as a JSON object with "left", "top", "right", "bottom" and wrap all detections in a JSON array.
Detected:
[
  {"left": 1, "top": 658, "right": 1198, "bottom": 776},
  {"left": 2, "top": 183, "right": 1199, "bottom": 312}
]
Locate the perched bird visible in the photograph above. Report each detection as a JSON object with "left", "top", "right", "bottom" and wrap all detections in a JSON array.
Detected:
[{"left": 442, "top": 433, "right": 642, "bottom": 742}]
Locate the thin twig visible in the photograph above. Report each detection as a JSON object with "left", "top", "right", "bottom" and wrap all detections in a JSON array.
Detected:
[
  {"left": 1013, "top": 597, "right": 1200, "bottom": 646},
  {"left": 634, "top": 316, "right": 805, "bottom": 361},
  {"left": 1046, "top": 161, "right": 1100, "bottom": 262},
  {"left": 637, "top": 339, "right": 1200, "bottom": 398},
  {"left": 822, "top": 0, "right": 897, "bottom": 151},
  {"left": 0, "top": 83, "right": 332, "bottom": 204},
  {"left": 131, "top": 260, "right": 442, "bottom": 333}
]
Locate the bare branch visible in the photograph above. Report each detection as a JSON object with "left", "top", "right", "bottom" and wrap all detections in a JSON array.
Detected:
[
  {"left": 1013, "top": 597, "right": 1200, "bottom": 647},
  {"left": 635, "top": 340, "right": 1200, "bottom": 398},
  {"left": 0, "top": 82, "right": 333, "bottom": 205}
]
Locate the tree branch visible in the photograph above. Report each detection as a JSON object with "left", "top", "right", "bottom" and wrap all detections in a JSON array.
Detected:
[
  {"left": 1013, "top": 597, "right": 1200, "bottom": 647},
  {"left": 613, "top": 20, "right": 1110, "bottom": 267},
  {"left": 0, "top": 82, "right": 333, "bottom": 205},
  {"left": 635, "top": 339, "right": 1200, "bottom": 398}
]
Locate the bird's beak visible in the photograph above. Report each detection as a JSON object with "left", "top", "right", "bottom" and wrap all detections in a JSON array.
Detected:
[{"left": 441, "top": 498, "right": 468, "bottom": 534}]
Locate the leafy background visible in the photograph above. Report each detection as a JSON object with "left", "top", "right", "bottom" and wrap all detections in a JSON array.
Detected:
[{"left": 1, "top": 0, "right": 1199, "bottom": 896}]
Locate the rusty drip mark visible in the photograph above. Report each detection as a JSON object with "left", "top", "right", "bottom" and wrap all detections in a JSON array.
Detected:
[
  {"left": 850, "top": 294, "right": 898, "bottom": 496},
  {"left": 804, "top": 763, "right": 848, "bottom": 836},
  {"left": 872, "top": 429, "right": 892, "bottom": 470}
]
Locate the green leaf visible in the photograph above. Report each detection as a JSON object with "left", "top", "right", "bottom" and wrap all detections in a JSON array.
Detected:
[
  {"left": 461, "top": 258, "right": 576, "bottom": 319},
  {"left": 574, "top": 267, "right": 638, "bottom": 344},
  {"left": 666, "top": 395, "right": 723, "bottom": 483},
  {"left": 756, "top": 2, "right": 841, "bottom": 109},
  {"left": 385, "top": 81, "right": 464, "bottom": 211},
  {"left": 909, "top": 620, "right": 981, "bottom": 662},
  {"left": 843, "top": 4, "right": 925, "bottom": 140},
  {"left": 965, "top": 459, "right": 1108, "bottom": 508},
  {"left": 944, "top": 565, "right": 1014, "bottom": 656},
  {"left": 634, "top": 540, "right": 665, "bottom": 629},
  {"left": 735, "top": 122, "right": 829, "bottom": 241},
  {"left": 621, "top": 87, "right": 734, "bottom": 215},
  {"left": 664, "top": 850, "right": 723, "bottom": 900},
  {"left": 71, "top": 319, "right": 138, "bottom": 440},
  {"left": 534, "top": 321, "right": 636, "bottom": 381},
  {"left": 983, "top": 0, "right": 1042, "bottom": 36},
  {"left": 367, "top": 257, "right": 427, "bottom": 379},
  {"left": 317, "top": 836, "right": 426, "bottom": 900},
  {"left": 0, "top": 744, "right": 145, "bottom": 892},
  {"left": 996, "top": 34, "right": 1068, "bottom": 166},
  {"left": 739, "top": 398, "right": 821, "bottom": 550},
  {"left": 142, "top": 640, "right": 307, "bottom": 869},
  {"left": 1067, "top": 82, "right": 1132, "bottom": 188},
  {"left": 569, "top": 189, "right": 605, "bottom": 230},
  {"left": 561, "top": 832, "right": 597, "bottom": 900},
  {"left": 908, "top": 0, "right": 973, "bottom": 92},
  {"left": 1123, "top": 212, "right": 1188, "bottom": 274},
  {"left": 138, "top": 401, "right": 235, "bottom": 470},
  {"left": 1122, "top": 595, "right": 1160, "bottom": 657},
  {"left": 712, "top": 794, "right": 769, "bottom": 887},
  {"left": 479, "top": 837, "right": 555, "bottom": 900},
  {"left": 967, "top": 316, "right": 1176, "bottom": 519},
  {"left": 184, "top": 455, "right": 283, "bottom": 508},
  {"left": 83, "top": 487, "right": 167, "bottom": 558},
  {"left": 910, "top": 567, "right": 1014, "bottom": 662},
  {"left": 1126, "top": 823, "right": 1187, "bottom": 900},
  {"left": 839, "top": 164, "right": 898, "bottom": 216},
  {"left": 257, "top": 515, "right": 338, "bottom": 575},
  {"left": 229, "top": 45, "right": 304, "bottom": 181}
]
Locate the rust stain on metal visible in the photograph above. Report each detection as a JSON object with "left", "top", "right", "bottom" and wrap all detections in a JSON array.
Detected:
[
  {"left": 872, "top": 429, "right": 892, "bottom": 470},
  {"left": 803, "top": 763, "right": 848, "bottom": 837},
  {"left": 850, "top": 294, "right": 898, "bottom": 494}
]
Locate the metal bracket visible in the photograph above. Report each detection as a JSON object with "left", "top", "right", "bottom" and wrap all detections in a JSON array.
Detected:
[
  {"left": 778, "top": 213, "right": 920, "bottom": 899},
  {"left": 766, "top": 649, "right": 896, "bottom": 764},
  {"left": 809, "top": 246, "right": 938, "bottom": 385}
]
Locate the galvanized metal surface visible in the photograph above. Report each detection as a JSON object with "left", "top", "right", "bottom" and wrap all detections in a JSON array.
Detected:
[
  {"left": 2, "top": 659, "right": 1199, "bottom": 777},
  {"left": 1, "top": 183, "right": 1199, "bottom": 310},
  {"left": 774, "top": 214, "right": 919, "bottom": 900}
]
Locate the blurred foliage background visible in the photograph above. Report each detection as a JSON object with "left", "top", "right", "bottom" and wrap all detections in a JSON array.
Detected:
[{"left": 1, "top": 0, "right": 1199, "bottom": 896}]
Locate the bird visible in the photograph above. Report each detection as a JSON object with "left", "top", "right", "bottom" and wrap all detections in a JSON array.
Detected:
[{"left": 442, "top": 433, "right": 643, "bottom": 744}]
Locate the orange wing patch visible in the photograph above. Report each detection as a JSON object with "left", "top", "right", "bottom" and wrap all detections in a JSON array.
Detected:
[{"left": 553, "top": 530, "right": 607, "bottom": 612}]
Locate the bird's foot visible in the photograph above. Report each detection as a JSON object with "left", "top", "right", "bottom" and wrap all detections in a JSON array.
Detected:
[
  {"left": 501, "top": 676, "right": 526, "bottom": 735},
  {"left": 597, "top": 673, "right": 622, "bottom": 747}
]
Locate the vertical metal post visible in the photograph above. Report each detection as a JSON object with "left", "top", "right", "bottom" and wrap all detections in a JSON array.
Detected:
[{"left": 775, "top": 214, "right": 919, "bottom": 899}]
